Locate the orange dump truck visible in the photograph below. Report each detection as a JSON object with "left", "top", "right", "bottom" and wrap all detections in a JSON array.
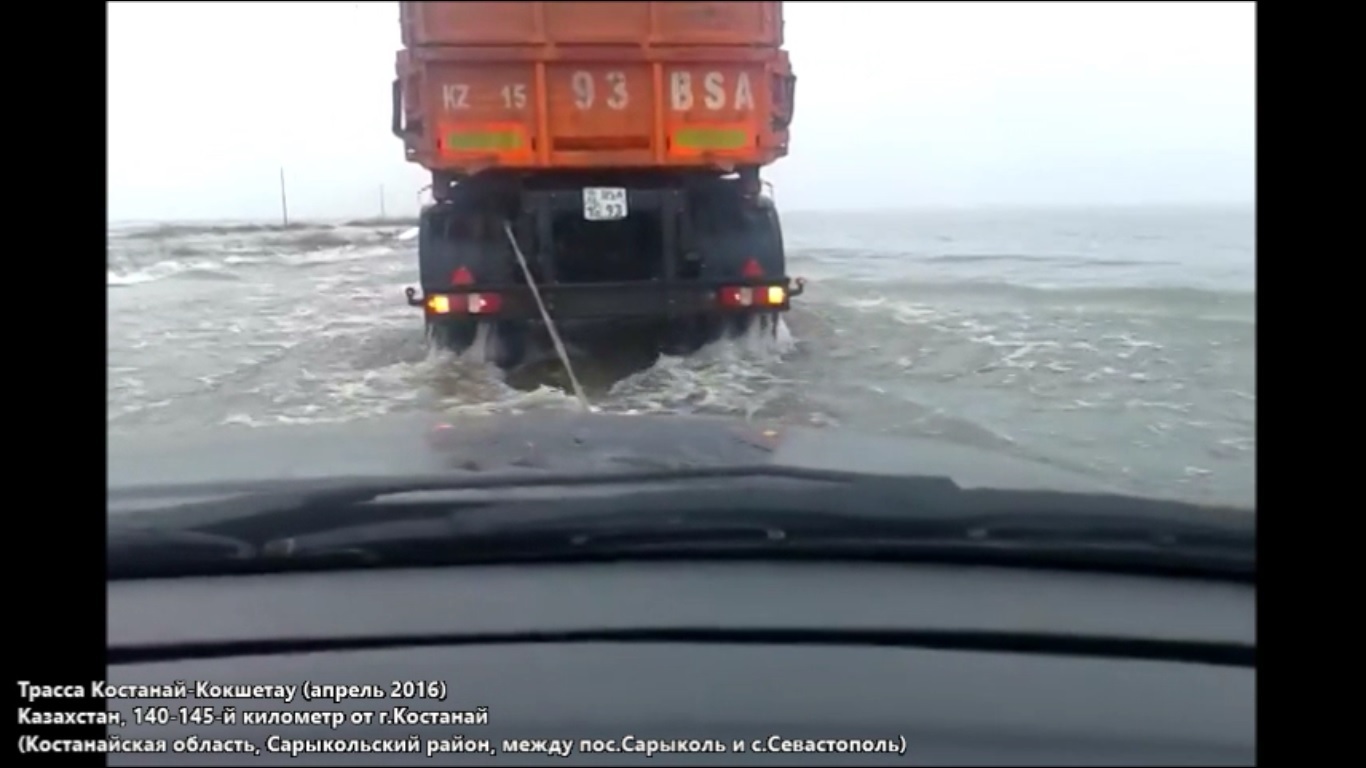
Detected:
[{"left": 393, "top": 1, "right": 799, "bottom": 367}]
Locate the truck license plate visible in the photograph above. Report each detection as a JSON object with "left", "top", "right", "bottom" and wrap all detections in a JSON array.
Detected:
[{"left": 583, "top": 187, "right": 628, "bottom": 221}]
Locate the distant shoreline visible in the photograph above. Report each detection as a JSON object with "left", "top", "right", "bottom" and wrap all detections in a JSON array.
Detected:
[
  {"left": 107, "top": 217, "right": 420, "bottom": 235},
  {"left": 107, "top": 203, "right": 1252, "bottom": 230}
]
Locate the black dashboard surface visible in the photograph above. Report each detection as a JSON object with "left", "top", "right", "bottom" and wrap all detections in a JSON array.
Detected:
[{"left": 106, "top": 561, "right": 1255, "bottom": 765}]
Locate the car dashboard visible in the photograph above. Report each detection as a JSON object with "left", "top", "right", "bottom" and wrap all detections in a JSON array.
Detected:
[{"left": 106, "top": 561, "right": 1255, "bottom": 765}]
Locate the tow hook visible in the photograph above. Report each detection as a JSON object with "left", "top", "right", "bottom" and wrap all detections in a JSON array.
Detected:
[
  {"left": 790, "top": 277, "right": 806, "bottom": 298},
  {"left": 405, "top": 286, "right": 425, "bottom": 307}
]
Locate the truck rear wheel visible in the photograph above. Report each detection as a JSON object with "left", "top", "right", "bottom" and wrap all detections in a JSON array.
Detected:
[
  {"left": 418, "top": 196, "right": 527, "bottom": 366},
  {"left": 426, "top": 319, "right": 528, "bottom": 369},
  {"left": 692, "top": 189, "right": 787, "bottom": 345}
]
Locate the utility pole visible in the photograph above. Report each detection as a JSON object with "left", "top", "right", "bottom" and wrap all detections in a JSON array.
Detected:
[{"left": 278, "top": 167, "right": 290, "bottom": 226}]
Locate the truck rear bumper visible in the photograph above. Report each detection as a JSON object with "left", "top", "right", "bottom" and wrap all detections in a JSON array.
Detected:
[{"left": 407, "top": 277, "right": 803, "bottom": 322}]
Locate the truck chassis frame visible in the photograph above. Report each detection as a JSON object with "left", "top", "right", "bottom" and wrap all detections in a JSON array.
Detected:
[{"left": 405, "top": 169, "right": 802, "bottom": 368}]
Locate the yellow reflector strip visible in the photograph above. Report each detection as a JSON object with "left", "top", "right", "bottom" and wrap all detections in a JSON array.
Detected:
[
  {"left": 672, "top": 127, "right": 749, "bottom": 151},
  {"left": 441, "top": 129, "right": 524, "bottom": 153},
  {"left": 766, "top": 286, "right": 785, "bottom": 305}
]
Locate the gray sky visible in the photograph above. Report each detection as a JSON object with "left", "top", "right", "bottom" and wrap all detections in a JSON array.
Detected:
[{"left": 108, "top": 1, "right": 1254, "bottom": 222}]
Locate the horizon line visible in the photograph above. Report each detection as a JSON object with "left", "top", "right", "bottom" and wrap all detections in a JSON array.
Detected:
[{"left": 107, "top": 201, "right": 1254, "bottom": 226}]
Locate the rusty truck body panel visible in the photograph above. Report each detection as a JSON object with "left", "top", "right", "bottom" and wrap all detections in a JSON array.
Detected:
[
  {"left": 395, "top": 2, "right": 799, "bottom": 368},
  {"left": 393, "top": 1, "right": 794, "bottom": 176},
  {"left": 400, "top": 1, "right": 784, "bottom": 49}
]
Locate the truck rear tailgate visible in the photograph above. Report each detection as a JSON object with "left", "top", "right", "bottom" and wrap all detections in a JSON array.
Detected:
[
  {"left": 400, "top": 1, "right": 783, "bottom": 47},
  {"left": 396, "top": 47, "right": 792, "bottom": 172}
]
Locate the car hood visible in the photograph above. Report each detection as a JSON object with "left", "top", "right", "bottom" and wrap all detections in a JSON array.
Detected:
[{"left": 109, "top": 412, "right": 1117, "bottom": 497}]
